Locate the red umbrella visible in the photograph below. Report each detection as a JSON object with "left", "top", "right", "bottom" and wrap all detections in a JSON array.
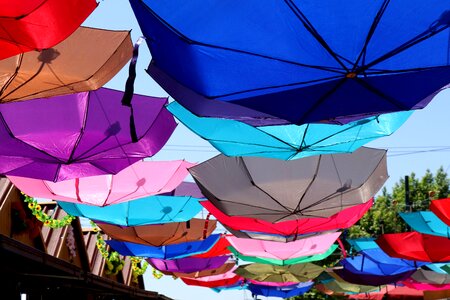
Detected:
[
  {"left": 430, "top": 198, "right": 450, "bottom": 226},
  {"left": 377, "top": 232, "right": 450, "bottom": 262},
  {"left": 191, "top": 235, "right": 231, "bottom": 258},
  {"left": 0, "top": 0, "right": 97, "bottom": 60}
]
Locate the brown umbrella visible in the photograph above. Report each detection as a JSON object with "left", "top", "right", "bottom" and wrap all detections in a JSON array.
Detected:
[
  {"left": 0, "top": 26, "right": 132, "bottom": 102},
  {"left": 98, "top": 218, "right": 217, "bottom": 247},
  {"left": 234, "top": 263, "right": 324, "bottom": 283}
]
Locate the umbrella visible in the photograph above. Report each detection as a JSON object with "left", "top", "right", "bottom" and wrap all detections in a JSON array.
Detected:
[
  {"left": 191, "top": 235, "right": 232, "bottom": 258},
  {"left": 190, "top": 147, "right": 386, "bottom": 222},
  {"left": 334, "top": 267, "right": 416, "bottom": 286},
  {"left": 9, "top": 160, "right": 194, "bottom": 206},
  {"left": 0, "top": 26, "right": 132, "bottom": 102},
  {"left": 0, "top": 88, "right": 176, "bottom": 181},
  {"left": 229, "top": 244, "right": 338, "bottom": 266},
  {"left": 318, "top": 279, "right": 382, "bottom": 294},
  {"left": 248, "top": 282, "right": 313, "bottom": 298},
  {"left": 234, "top": 263, "right": 323, "bottom": 283},
  {"left": 0, "top": 0, "right": 96, "bottom": 60},
  {"left": 106, "top": 234, "right": 221, "bottom": 259},
  {"left": 168, "top": 100, "right": 411, "bottom": 160},
  {"left": 97, "top": 218, "right": 216, "bottom": 247},
  {"left": 377, "top": 232, "right": 450, "bottom": 262},
  {"left": 147, "top": 256, "right": 229, "bottom": 273},
  {"left": 246, "top": 279, "right": 304, "bottom": 287},
  {"left": 162, "top": 181, "right": 205, "bottom": 198},
  {"left": 224, "top": 225, "right": 338, "bottom": 243},
  {"left": 402, "top": 279, "right": 450, "bottom": 291},
  {"left": 131, "top": 0, "right": 450, "bottom": 125},
  {"left": 201, "top": 199, "right": 372, "bottom": 238},
  {"left": 426, "top": 263, "right": 450, "bottom": 274},
  {"left": 181, "top": 273, "right": 242, "bottom": 288},
  {"left": 226, "top": 232, "right": 341, "bottom": 261},
  {"left": 410, "top": 269, "right": 450, "bottom": 285},
  {"left": 430, "top": 198, "right": 450, "bottom": 226},
  {"left": 57, "top": 195, "right": 203, "bottom": 226},
  {"left": 171, "top": 262, "right": 236, "bottom": 279},
  {"left": 347, "top": 238, "right": 378, "bottom": 252},
  {"left": 341, "top": 248, "right": 426, "bottom": 276},
  {"left": 400, "top": 211, "right": 450, "bottom": 237}
]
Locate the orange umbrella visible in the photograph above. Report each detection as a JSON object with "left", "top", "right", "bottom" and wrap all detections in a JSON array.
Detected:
[
  {"left": 0, "top": 26, "right": 132, "bottom": 102},
  {"left": 98, "top": 219, "right": 216, "bottom": 247}
]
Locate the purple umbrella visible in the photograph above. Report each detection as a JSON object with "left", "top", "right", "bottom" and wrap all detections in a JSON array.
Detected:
[
  {"left": 0, "top": 88, "right": 176, "bottom": 181},
  {"left": 147, "top": 256, "right": 229, "bottom": 273}
]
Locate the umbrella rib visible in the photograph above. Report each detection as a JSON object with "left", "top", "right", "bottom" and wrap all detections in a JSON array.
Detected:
[
  {"left": 353, "top": 0, "right": 391, "bottom": 70},
  {"left": 353, "top": 77, "right": 410, "bottom": 110},
  {"left": 295, "top": 77, "right": 348, "bottom": 125},
  {"left": 283, "top": 0, "right": 349, "bottom": 72},
  {"left": 293, "top": 155, "right": 322, "bottom": 213},
  {"left": 0, "top": 53, "right": 23, "bottom": 99},
  {"left": 66, "top": 91, "right": 90, "bottom": 163},
  {"left": 366, "top": 65, "right": 450, "bottom": 75}
]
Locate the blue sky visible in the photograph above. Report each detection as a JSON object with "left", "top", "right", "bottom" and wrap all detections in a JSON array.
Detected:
[{"left": 83, "top": 2, "right": 450, "bottom": 299}]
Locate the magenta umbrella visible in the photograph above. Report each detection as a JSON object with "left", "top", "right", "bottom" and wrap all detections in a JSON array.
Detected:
[
  {"left": 226, "top": 232, "right": 341, "bottom": 261},
  {"left": 9, "top": 160, "right": 194, "bottom": 205},
  {"left": 0, "top": 88, "right": 176, "bottom": 182}
]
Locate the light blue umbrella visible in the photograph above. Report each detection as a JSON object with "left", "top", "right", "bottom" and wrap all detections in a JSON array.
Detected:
[
  {"left": 400, "top": 211, "right": 450, "bottom": 238},
  {"left": 347, "top": 238, "right": 378, "bottom": 252},
  {"left": 57, "top": 195, "right": 202, "bottom": 226},
  {"left": 168, "top": 101, "right": 411, "bottom": 160}
]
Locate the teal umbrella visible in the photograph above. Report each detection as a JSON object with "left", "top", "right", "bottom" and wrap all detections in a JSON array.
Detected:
[
  {"left": 168, "top": 101, "right": 411, "bottom": 160},
  {"left": 400, "top": 211, "right": 450, "bottom": 238}
]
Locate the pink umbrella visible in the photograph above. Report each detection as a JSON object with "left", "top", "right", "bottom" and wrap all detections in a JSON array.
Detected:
[
  {"left": 9, "top": 160, "right": 194, "bottom": 205},
  {"left": 226, "top": 232, "right": 341, "bottom": 261},
  {"left": 247, "top": 279, "right": 307, "bottom": 287},
  {"left": 402, "top": 279, "right": 450, "bottom": 291}
]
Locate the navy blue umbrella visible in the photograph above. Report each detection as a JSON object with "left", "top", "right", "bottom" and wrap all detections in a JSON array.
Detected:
[
  {"left": 248, "top": 282, "right": 314, "bottom": 298},
  {"left": 130, "top": 0, "right": 450, "bottom": 125}
]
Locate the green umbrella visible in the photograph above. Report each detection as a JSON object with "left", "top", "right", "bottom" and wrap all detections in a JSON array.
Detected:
[
  {"left": 234, "top": 263, "right": 323, "bottom": 283},
  {"left": 321, "top": 279, "right": 384, "bottom": 294},
  {"left": 230, "top": 244, "right": 338, "bottom": 266}
]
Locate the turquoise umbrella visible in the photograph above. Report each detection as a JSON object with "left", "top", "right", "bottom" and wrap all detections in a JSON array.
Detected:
[
  {"left": 168, "top": 101, "right": 411, "bottom": 160},
  {"left": 58, "top": 195, "right": 202, "bottom": 226},
  {"left": 400, "top": 211, "right": 450, "bottom": 238}
]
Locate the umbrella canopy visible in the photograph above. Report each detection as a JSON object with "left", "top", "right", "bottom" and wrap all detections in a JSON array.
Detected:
[
  {"left": 0, "top": 0, "right": 96, "bottom": 60},
  {"left": 347, "top": 238, "right": 378, "bottom": 252},
  {"left": 106, "top": 234, "right": 221, "bottom": 259},
  {"left": 131, "top": 0, "right": 450, "bottom": 125},
  {"left": 400, "top": 211, "right": 450, "bottom": 238},
  {"left": 234, "top": 263, "right": 323, "bottom": 283},
  {"left": 377, "top": 232, "right": 450, "bottom": 262},
  {"left": 97, "top": 218, "right": 216, "bottom": 247},
  {"left": 0, "top": 88, "right": 176, "bottom": 182},
  {"left": 171, "top": 262, "right": 236, "bottom": 279},
  {"left": 147, "top": 256, "right": 229, "bottom": 274},
  {"left": 246, "top": 279, "right": 304, "bottom": 287},
  {"left": 402, "top": 279, "right": 450, "bottom": 291},
  {"left": 0, "top": 26, "right": 132, "bottom": 102},
  {"left": 181, "top": 273, "right": 242, "bottom": 288},
  {"left": 229, "top": 244, "right": 338, "bottom": 266},
  {"left": 318, "top": 280, "right": 382, "bottom": 294},
  {"left": 248, "top": 282, "right": 313, "bottom": 298},
  {"left": 162, "top": 181, "right": 204, "bottom": 198},
  {"left": 201, "top": 199, "right": 372, "bottom": 237},
  {"left": 341, "top": 248, "right": 426, "bottom": 276},
  {"left": 430, "top": 198, "right": 450, "bottom": 226},
  {"left": 191, "top": 235, "right": 232, "bottom": 258},
  {"left": 426, "top": 263, "right": 450, "bottom": 274},
  {"left": 226, "top": 232, "right": 341, "bottom": 260},
  {"left": 9, "top": 160, "right": 194, "bottom": 205},
  {"left": 411, "top": 269, "right": 450, "bottom": 285},
  {"left": 58, "top": 195, "right": 202, "bottom": 226},
  {"left": 334, "top": 267, "right": 415, "bottom": 286},
  {"left": 168, "top": 101, "right": 411, "bottom": 160},
  {"left": 190, "top": 147, "right": 386, "bottom": 222}
]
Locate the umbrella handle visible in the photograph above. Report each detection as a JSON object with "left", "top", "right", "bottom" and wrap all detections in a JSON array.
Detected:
[
  {"left": 202, "top": 213, "right": 211, "bottom": 239},
  {"left": 337, "top": 237, "right": 347, "bottom": 258}
]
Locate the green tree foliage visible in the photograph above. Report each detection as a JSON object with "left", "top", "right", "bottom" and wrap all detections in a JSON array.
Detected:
[{"left": 289, "top": 167, "right": 450, "bottom": 300}]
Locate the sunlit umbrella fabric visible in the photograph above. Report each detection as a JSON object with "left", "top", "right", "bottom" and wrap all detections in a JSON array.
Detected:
[
  {"left": 228, "top": 244, "right": 338, "bottom": 265},
  {"left": 131, "top": 0, "right": 450, "bottom": 125},
  {"left": 400, "top": 211, "right": 450, "bottom": 238},
  {"left": 0, "top": 88, "right": 176, "bottom": 181},
  {"left": 97, "top": 218, "right": 216, "bottom": 246},
  {"left": 0, "top": 0, "right": 96, "bottom": 60},
  {"left": 106, "top": 234, "right": 221, "bottom": 259},
  {"left": 58, "top": 195, "right": 202, "bottom": 226},
  {"left": 234, "top": 263, "right": 324, "bottom": 283},
  {"left": 191, "top": 235, "right": 232, "bottom": 258},
  {"left": 147, "top": 256, "right": 229, "bottom": 273},
  {"left": 377, "top": 232, "right": 450, "bottom": 262},
  {"left": 201, "top": 199, "right": 372, "bottom": 237},
  {"left": 190, "top": 148, "right": 386, "bottom": 222},
  {"left": 226, "top": 232, "right": 340, "bottom": 261},
  {"left": 9, "top": 160, "right": 194, "bottom": 205},
  {"left": 171, "top": 262, "right": 236, "bottom": 279},
  {"left": 0, "top": 27, "right": 132, "bottom": 102},
  {"left": 168, "top": 101, "right": 411, "bottom": 160},
  {"left": 247, "top": 282, "right": 313, "bottom": 298},
  {"left": 430, "top": 198, "right": 450, "bottom": 227}
]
